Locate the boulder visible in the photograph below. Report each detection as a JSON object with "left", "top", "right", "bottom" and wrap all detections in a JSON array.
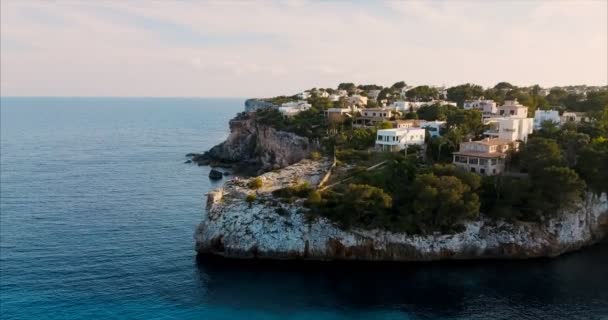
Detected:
[{"left": 208, "top": 169, "right": 223, "bottom": 180}]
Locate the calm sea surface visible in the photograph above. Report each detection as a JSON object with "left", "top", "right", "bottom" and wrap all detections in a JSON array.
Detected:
[{"left": 1, "top": 97, "right": 607, "bottom": 320}]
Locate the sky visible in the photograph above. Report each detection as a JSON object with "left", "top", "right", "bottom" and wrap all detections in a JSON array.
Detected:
[{"left": 1, "top": 1, "right": 607, "bottom": 97}]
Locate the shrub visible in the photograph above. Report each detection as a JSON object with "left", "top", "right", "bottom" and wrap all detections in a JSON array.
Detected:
[
  {"left": 310, "top": 151, "right": 322, "bottom": 161},
  {"left": 275, "top": 207, "right": 289, "bottom": 216},
  {"left": 272, "top": 181, "right": 313, "bottom": 199},
  {"left": 305, "top": 190, "right": 322, "bottom": 207},
  {"left": 248, "top": 177, "right": 264, "bottom": 189},
  {"left": 245, "top": 193, "right": 256, "bottom": 208}
]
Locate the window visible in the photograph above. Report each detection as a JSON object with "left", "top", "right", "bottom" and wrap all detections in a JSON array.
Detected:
[
  {"left": 377, "top": 135, "right": 383, "bottom": 141},
  {"left": 468, "top": 158, "right": 479, "bottom": 165},
  {"left": 510, "top": 110, "right": 515, "bottom": 115},
  {"left": 471, "top": 168, "right": 476, "bottom": 173},
  {"left": 491, "top": 159, "right": 497, "bottom": 165},
  {"left": 480, "top": 168, "right": 486, "bottom": 174},
  {"left": 392, "top": 136, "right": 396, "bottom": 141},
  {"left": 500, "top": 110, "right": 505, "bottom": 115},
  {"left": 493, "top": 169, "right": 496, "bottom": 174},
  {"left": 479, "top": 159, "right": 488, "bottom": 165},
  {"left": 456, "top": 156, "right": 467, "bottom": 163},
  {"left": 373, "top": 113, "right": 376, "bottom": 116}
]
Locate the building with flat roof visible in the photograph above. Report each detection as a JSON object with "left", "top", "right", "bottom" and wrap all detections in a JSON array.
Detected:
[
  {"left": 452, "top": 138, "right": 518, "bottom": 175},
  {"left": 376, "top": 128, "right": 426, "bottom": 152}
]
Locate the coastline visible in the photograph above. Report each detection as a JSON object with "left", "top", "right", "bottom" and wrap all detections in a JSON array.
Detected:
[{"left": 194, "top": 158, "right": 608, "bottom": 261}]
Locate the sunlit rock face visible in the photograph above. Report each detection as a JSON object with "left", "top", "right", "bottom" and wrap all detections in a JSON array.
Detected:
[
  {"left": 191, "top": 112, "right": 314, "bottom": 174},
  {"left": 195, "top": 160, "right": 608, "bottom": 261}
]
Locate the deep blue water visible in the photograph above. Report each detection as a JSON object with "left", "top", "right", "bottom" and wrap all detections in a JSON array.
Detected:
[{"left": 1, "top": 97, "right": 607, "bottom": 320}]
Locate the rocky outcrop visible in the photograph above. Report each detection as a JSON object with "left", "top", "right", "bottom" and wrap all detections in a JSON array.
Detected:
[
  {"left": 195, "top": 160, "right": 608, "bottom": 261},
  {"left": 189, "top": 112, "right": 314, "bottom": 175},
  {"left": 208, "top": 169, "right": 224, "bottom": 180}
]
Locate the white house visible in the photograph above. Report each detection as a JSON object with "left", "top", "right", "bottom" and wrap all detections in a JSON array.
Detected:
[
  {"left": 418, "top": 120, "right": 446, "bottom": 138},
  {"left": 336, "top": 90, "right": 348, "bottom": 97},
  {"left": 497, "top": 100, "right": 528, "bottom": 118},
  {"left": 534, "top": 109, "right": 561, "bottom": 129},
  {"left": 561, "top": 112, "right": 590, "bottom": 124},
  {"left": 483, "top": 100, "right": 534, "bottom": 142},
  {"left": 453, "top": 138, "right": 518, "bottom": 175},
  {"left": 361, "top": 108, "right": 393, "bottom": 118},
  {"left": 278, "top": 101, "right": 311, "bottom": 116},
  {"left": 391, "top": 100, "right": 456, "bottom": 112},
  {"left": 347, "top": 94, "right": 368, "bottom": 106},
  {"left": 298, "top": 91, "right": 311, "bottom": 100},
  {"left": 328, "top": 94, "right": 341, "bottom": 102},
  {"left": 464, "top": 99, "right": 498, "bottom": 116},
  {"left": 376, "top": 127, "right": 426, "bottom": 152},
  {"left": 313, "top": 89, "right": 329, "bottom": 98},
  {"left": 484, "top": 117, "right": 534, "bottom": 142},
  {"left": 391, "top": 101, "right": 413, "bottom": 112}
]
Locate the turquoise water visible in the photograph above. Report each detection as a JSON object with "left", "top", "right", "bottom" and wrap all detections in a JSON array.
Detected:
[{"left": 1, "top": 97, "right": 607, "bottom": 319}]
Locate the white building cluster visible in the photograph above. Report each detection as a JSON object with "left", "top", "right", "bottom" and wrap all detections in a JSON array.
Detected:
[{"left": 278, "top": 101, "right": 312, "bottom": 116}]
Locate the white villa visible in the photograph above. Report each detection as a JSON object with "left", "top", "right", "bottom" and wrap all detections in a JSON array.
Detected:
[
  {"left": 561, "top": 112, "right": 591, "bottom": 124},
  {"left": 497, "top": 100, "right": 528, "bottom": 118},
  {"left": 298, "top": 91, "right": 311, "bottom": 100},
  {"left": 534, "top": 109, "right": 561, "bottom": 129},
  {"left": 353, "top": 108, "right": 394, "bottom": 127},
  {"left": 376, "top": 127, "right": 426, "bottom": 152},
  {"left": 464, "top": 99, "right": 498, "bottom": 117},
  {"left": 361, "top": 108, "right": 393, "bottom": 118},
  {"left": 278, "top": 101, "right": 312, "bottom": 116},
  {"left": 484, "top": 100, "right": 534, "bottom": 142},
  {"left": 328, "top": 94, "right": 341, "bottom": 102},
  {"left": 347, "top": 95, "right": 368, "bottom": 106},
  {"left": 419, "top": 120, "right": 446, "bottom": 138},
  {"left": 391, "top": 100, "right": 456, "bottom": 113},
  {"left": 453, "top": 138, "right": 518, "bottom": 176}
]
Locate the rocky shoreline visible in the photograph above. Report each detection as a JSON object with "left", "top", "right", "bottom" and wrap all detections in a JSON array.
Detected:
[
  {"left": 187, "top": 111, "right": 314, "bottom": 175},
  {"left": 194, "top": 159, "right": 608, "bottom": 261}
]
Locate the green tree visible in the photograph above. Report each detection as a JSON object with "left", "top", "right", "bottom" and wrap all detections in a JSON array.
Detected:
[
  {"left": 405, "top": 85, "right": 439, "bottom": 101},
  {"left": 558, "top": 131, "right": 590, "bottom": 167},
  {"left": 576, "top": 137, "right": 608, "bottom": 194},
  {"left": 378, "top": 121, "right": 394, "bottom": 129},
  {"left": 534, "top": 166, "right": 586, "bottom": 214},
  {"left": 328, "top": 184, "right": 393, "bottom": 229},
  {"left": 391, "top": 81, "right": 407, "bottom": 89},
  {"left": 417, "top": 103, "right": 450, "bottom": 121},
  {"left": 412, "top": 173, "right": 480, "bottom": 232},
  {"left": 337, "top": 82, "right": 356, "bottom": 92},
  {"left": 447, "top": 83, "right": 484, "bottom": 106},
  {"left": 349, "top": 128, "right": 377, "bottom": 150},
  {"left": 494, "top": 82, "right": 514, "bottom": 90},
  {"left": 521, "top": 138, "right": 563, "bottom": 173}
]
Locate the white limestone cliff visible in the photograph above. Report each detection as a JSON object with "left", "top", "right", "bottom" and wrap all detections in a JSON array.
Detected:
[{"left": 195, "top": 160, "right": 608, "bottom": 261}]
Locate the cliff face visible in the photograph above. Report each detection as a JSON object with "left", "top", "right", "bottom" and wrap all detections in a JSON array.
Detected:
[
  {"left": 195, "top": 160, "right": 608, "bottom": 261},
  {"left": 191, "top": 112, "right": 313, "bottom": 174}
]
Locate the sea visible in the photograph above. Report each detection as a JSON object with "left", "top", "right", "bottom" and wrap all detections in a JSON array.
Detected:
[{"left": 1, "top": 97, "right": 607, "bottom": 320}]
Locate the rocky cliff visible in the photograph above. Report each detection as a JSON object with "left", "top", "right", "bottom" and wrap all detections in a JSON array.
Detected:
[
  {"left": 190, "top": 112, "right": 314, "bottom": 174},
  {"left": 195, "top": 160, "right": 608, "bottom": 261}
]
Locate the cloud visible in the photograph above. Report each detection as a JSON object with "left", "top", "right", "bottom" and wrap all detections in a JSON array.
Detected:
[{"left": 1, "top": 1, "right": 606, "bottom": 97}]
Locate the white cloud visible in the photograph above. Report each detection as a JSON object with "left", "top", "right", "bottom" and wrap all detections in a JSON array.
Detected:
[{"left": 1, "top": 1, "right": 606, "bottom": 97}]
